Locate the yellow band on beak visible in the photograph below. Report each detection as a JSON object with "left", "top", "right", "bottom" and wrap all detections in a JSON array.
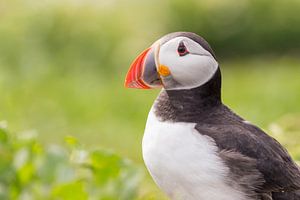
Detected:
[{"left": 158, "top": 65, "right": 171, "bottom": 76}]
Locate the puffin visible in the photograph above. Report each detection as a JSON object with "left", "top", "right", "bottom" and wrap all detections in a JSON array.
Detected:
[{"left": 124, "top": 32, "right": 300, "bottom": 200}]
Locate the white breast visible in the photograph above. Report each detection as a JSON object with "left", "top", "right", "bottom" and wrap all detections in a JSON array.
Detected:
[{"left": 142, "top": 107, "right": 249, "bottom": 200}]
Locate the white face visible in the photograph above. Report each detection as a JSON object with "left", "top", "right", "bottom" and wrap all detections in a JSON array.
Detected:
[{"left": 157, "top": 37, "right": 218, "bottom": 90}]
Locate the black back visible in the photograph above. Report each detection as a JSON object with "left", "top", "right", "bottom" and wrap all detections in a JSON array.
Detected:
[{"left": 153, "top": 32, "right": 300, "bottom": 193}]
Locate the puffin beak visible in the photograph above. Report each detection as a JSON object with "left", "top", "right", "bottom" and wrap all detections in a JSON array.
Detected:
[{"left": 125, "top": 44, "right": 162, "bottom": 89}]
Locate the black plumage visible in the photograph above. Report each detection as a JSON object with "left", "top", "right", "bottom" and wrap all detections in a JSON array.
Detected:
[{"left": 153, "top": 32, "right": 300, "bottom": 199}]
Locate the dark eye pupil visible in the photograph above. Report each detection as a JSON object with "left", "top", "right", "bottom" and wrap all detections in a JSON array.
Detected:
[
  {"left": 177, "top": 41, "right": 188, "bottom": 56},
  {"left": 178, "top": 45, "right": 186, "bottom": 53}
]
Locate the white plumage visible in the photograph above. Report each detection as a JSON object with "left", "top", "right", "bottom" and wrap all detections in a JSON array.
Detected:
[
  {"left": 142, "top": 106, "right": 250, "bottom": 200},
  {"left": 158, "top": 37, "right": 218, "bottom": 90}
]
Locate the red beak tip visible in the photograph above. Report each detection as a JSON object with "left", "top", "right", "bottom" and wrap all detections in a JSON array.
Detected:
[
  {"left": 124, "top": 82, "right": 133, "bottom": 88},
  {"left": 124, "top": 47, "right": 153, "bottom": 89}
]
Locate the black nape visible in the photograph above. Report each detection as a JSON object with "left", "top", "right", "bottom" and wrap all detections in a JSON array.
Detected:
[{"left": 154, "top": 67, "right": 222, "bottom": 122}]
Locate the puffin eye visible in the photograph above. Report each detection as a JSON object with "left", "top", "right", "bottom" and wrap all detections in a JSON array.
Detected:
[{"left": 177, "top": 42, "right": 189, "bottom": 56}]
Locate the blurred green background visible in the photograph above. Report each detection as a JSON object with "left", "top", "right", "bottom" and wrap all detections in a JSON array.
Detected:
[{"left": 0, "top": 0, "right": 299, "bottom": 199}]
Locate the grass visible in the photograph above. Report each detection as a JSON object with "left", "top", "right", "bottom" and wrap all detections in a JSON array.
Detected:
[{"left": 0, "top": 57, "right": 300, "bottom": 199}]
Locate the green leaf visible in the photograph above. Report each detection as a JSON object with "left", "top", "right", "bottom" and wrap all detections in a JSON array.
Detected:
[
  {"left": 52, "top": 181, "right": 88, "bottom": 200},
  {"left": 64, "top": 136, "right": 79, "bottom": 148},
  {"left": 89, "top": 150, "right": 122, "bottom": 185},
  {"left": 0, "top": 128, "right": 8, "bottom": 143},
  {"left": 0, "top": 126, "right": 141, "bottom": 199},
  {"left": 17, "top": 162, "right": 35, "bottom": 185}
]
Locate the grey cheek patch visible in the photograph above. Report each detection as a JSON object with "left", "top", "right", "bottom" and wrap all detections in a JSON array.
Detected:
[{"left": 161, "top": 75, "right": 182, "bottom": 90}]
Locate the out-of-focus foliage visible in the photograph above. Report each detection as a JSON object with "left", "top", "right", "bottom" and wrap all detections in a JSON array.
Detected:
[
  {"left": 1, "top": 0, "right": 300, "bottom": 76},
  {"left": 0, "top": 0, "right": 164, "bottom": 75},
  {"left": 167, "top": 0, "right": 300, "bottom": 57},
  {"left": 0, "top": 0, "right": 299, "bottom": 199},
  {"left": 0, "top": 123, "right": 141, "bottom": 200}
]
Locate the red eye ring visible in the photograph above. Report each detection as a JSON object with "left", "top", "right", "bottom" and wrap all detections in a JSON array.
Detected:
[{"left": 177, "top": 41, "right": 189, "bottom": 56}]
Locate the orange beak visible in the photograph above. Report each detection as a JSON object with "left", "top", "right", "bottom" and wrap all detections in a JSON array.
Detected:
[{"left": 125, "top": 46, "right": 162, "bottom": 89}]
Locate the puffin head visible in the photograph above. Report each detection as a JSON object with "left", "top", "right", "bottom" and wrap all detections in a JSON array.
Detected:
[{"left": 125, "top": 32, "right": 219, "bottom": 90}]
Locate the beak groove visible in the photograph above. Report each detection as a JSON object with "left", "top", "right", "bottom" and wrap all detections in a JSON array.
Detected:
[
  {"left": 125, "top": 44, "right": 162, "bottom": 89},
  {"left": 124, "top": 48, "right": 151, "bottom": 89}
]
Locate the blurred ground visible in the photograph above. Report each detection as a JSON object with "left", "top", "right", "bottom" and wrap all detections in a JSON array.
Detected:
[{"left": 0, "top": 0, "right": 299, "bottom": 199}]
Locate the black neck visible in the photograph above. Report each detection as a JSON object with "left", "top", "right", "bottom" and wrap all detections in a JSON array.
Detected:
[{"left": 154, "top": 68, "right": 222, "bottom": 122}]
